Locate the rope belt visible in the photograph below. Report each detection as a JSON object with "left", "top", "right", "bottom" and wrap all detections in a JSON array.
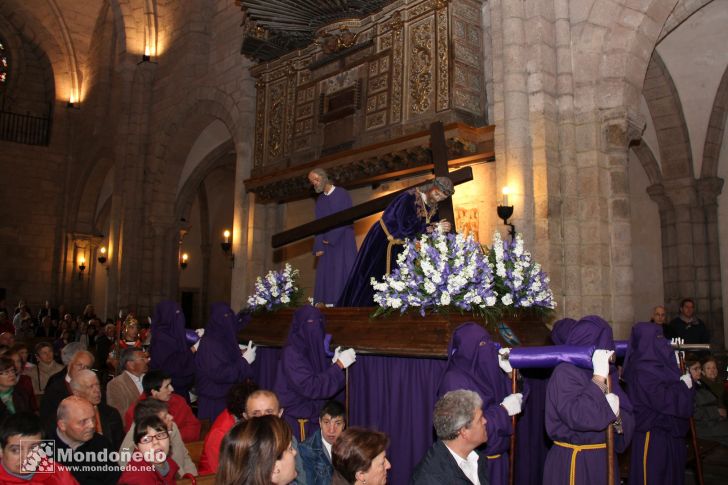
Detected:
[
  {"left": 297, "top": 419, "right": 308, "bottom": 442},
  {"left": 379, "top": 219, "right": 404, "bottom": 275},
  {"left": 553, "top": 441, "right": 606, "bottom": 485},
  {"left": 486, "top": 454, "right": 502, "bottom": 460},
  {"left": 642, "top": 431, "right": 651, "bottom": 485}
]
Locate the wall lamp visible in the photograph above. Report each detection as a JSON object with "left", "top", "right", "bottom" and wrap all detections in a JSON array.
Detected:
[
  {"left": 180, "top": 253, "right": 189, "bottom": 270},
  {"left": 97, "top": 247, "right": 107, "bottom": 265},
  {"left": 78, "top": 255, "right": 86, "bottom": 279},
  {"left": 496, "top": 186, "right": 516, "bottom": 241},
  {"left": 221, "top": 229, "right": 235, "bottom": 261}
]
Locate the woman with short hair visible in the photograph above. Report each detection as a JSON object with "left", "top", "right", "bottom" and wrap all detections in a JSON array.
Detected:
[
  {"left": 217, "top": 414, "right": 297, "bottom": 485},
  {"left": 331, "top": 428, "right": 391, "bottom": 485},
  {"left": 0, "top": 356, "right": 36, "bottom": 421},
  {"left": 119, "top": 415, "right": 178, "bottom": 484}
]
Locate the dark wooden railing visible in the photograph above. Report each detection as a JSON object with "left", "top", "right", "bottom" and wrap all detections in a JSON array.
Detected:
[{"left": 0, "top": 108, "right": 51, "bottom": 146}]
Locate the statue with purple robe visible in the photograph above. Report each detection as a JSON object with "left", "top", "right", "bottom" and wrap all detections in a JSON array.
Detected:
[
  {"left": 623, "top": 322, "right": 695, "bottom": 485},
  {"left": 273, "top": 306, "right": 348, "bottom": 441},
  {"left": 194, "top": 302, "right": 254, "bottom": 421},
  {"left": 308, "top": 169, "right": 357, "bottom": 305},
  {"left": 543, "top": 316, "right": 634, "bottom": 485},
  {"left": 149, "top": 300, "right": 195, "bottom": 401},
  {"left": 337, "top": 177, "right": 455, "bottom": 307},
  {"left": 437, "top": 323, "right": 520, "bottom": 485}
]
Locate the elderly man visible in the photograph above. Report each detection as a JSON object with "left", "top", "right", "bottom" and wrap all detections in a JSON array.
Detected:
[
  {"left": 410, "top": 390, "right": 489, "bottom": 485},
  {"left": 307, "top": 168, "right": 357, "bottom": 306},
  {"left": 299, "top": 400, "right": 346, "bottom": 485},
  {"left": 40, "top": 347, "right": 94, "bottom": 436},
  {"left": 53, "top": 396, "right": 121, "bottom": 484},
  {"left": 106, "top": 347, "right": 147, "bottom": 417},
  {"left": 337, "top": 176, "right": 455, "bottom": 306},
  {"left": 70, "top": 369, "right": 124, "bottom": 450},
  {"left": 0, "top": 412, "right": 78, "bottom": 484},
  {"left": 665, "top": 298, "right": 710, "bottom": 343},
  {"left": 650, "top": 305, "right": 666, "bottom": 325}
]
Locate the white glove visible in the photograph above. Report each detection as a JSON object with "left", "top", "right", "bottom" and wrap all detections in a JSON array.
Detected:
[
  {"left": 500, "top": 393, "right": 523, "bottom": 416},
  {"left": 671, "top": 338, "right": 685, "bottom": 366},
  {"left": 592, "top": 349, "right": 613, "bottom": 378},
  {"left": 195, "top": 328, "right": 205, "bottom": 338},
  {"left": 241, "top": 340, "right": 257, "bottom": 364},
  {"left": 680, "top": 373, "right": 693, "bottom": 389},
  {"left": 333, "top": 347, "right": 356, "bottom": 369},
  {"left": 498, "top": 348, "right": 513, "bottom": 374},
  {"left": 192, "top": 340, "right": 201, "bottom": 352},
  {"left": 605, "top": 393, "right": 620, "bottom": 417}
]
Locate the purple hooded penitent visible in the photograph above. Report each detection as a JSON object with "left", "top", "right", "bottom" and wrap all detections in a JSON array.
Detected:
[
  {"left": 149, "top": 301, "right": 195, "bottom": 400},
  {"left": 437, "top": 323, "right": 513, "bottom": 485},
  {"left": 194, "top": 302, "right": 253, "bottom": 421},
  {"left": 623, "top": 322, "right": 694, "bottom": 485},
  {"left": 273, "top": 306, "right": 344, "bottom": 440},
  {"left": 550, "top": 318, "right": 577, "bottom": 345},
  {"left": 543, "top": 315, "right": 635, "bottom": 485}
]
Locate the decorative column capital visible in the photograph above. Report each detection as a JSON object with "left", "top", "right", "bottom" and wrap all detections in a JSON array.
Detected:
[
  {"left": 696, "top": 176, "right": 724, "bottom": 207},
  {"left": 600, "top": 108, "right": 646, "bottom": 148},
  {"left": 646, "top": 182, "right": 673, "bottom": 213}
]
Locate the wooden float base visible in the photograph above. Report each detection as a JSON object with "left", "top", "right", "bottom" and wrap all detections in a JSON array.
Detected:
[{"left": 240, "top": 307, "right": 551, "bottom": 358}]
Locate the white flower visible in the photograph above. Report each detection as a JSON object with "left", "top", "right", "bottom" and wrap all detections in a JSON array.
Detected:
[
  {"left": 440, "top": 292, "right": 451, "bottom": 306},
  {"left": 501, "top": 294, "right": 513, "bottom": 306},
  {"left": 281, "top": 295, "right": 290, "bottom": 304},
  {"left": 424, "top": 280, "right": 436, "bottom": 294},
  {"left": 485, "top": 296, "right": 497, "bottom": 306}
]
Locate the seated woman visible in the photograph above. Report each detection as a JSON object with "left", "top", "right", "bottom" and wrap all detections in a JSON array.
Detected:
[
  {"left": 0, "top": 357, "right": 34, "bottom": 420},
  {"left": 119, "top": 398, "right": 197, "bottom": 478},
  {"left": 119, "top": 415, "right": 178, "bottom": 485},
  {"left": 690, "top": 356, "right": 728, "bottom": 446},
  {"left": 331, "top": 428, "right": 391, "bottom": 485},
  {"left": 216, "top": 414, "right": 298, "bottom": 485},
  {"left": 700, "top": 357, "right": 727, "bottom": 410},
  {"left": 124, "top": 370, "right": 201, "bottom": 442}
]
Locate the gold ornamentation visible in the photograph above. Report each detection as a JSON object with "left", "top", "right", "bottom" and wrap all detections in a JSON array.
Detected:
[
  {"left": 388, "top": 11, "right": 404, "bottom": 32},
  {"left": 409, "top": 21, "right": 433, "bottom": 114},
  {"left": 268, "top": 82, "right": 286, "bottom": 159},
  {"left": 390, "top": 16, "right": 403, "bottom": 123},
  {"left": 254, "top": 81, "right": 266, "bottom": 166},
  {"left": 436, "top": 6, "right": 449, "bottom": 111},
  {"left": 366, "top": 112, "right": 386, "bottom": 130}
]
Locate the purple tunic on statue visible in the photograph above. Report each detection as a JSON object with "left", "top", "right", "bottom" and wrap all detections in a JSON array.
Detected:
[
  {"left": 337, "top": 189, "right": 439, "bottom": 307},
  {"left": 623, "top": 322, "right": 695, "bottom": 485},
  {"left": 312, "top": 187, "right": 357, "bottom": 305},
  {"left": 194, "top": 302, "right": 253, "bottom": 421},
  {"left": 437, "top": 323, "right": 513, "bottom": 485},
  {"left": 543, "top": 316, "right": 634, "bottom": 485},
  {"left": 149, "top": 301, "right": 195, "bottom": 400},
  {"left": 273, "top": 306, "right": 345, "bottom": 440}
]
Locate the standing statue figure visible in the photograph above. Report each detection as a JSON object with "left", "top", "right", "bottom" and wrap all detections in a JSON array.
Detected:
[
  {"left": 308, "top": 168, "right": 358, "bottom": 306},
  {"left": 337, "top": 176, "right": 454, "bottom": 307}
]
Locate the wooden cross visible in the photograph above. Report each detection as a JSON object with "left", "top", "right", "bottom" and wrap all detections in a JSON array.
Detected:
[{"left": 271, "top": 121, "right": 471, "bottom": 248}]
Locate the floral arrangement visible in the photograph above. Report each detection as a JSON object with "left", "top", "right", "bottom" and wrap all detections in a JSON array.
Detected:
[
  {"left": 371, "top": 229, "right": 555, "bottom": 320},
  {"left": 371, "top": 229, "right": 498, "bottom": 318},
  {"left": 487, "top": 231, "right": 556, "bottom": 314},
  {"left": 246, "top": 263, "right": 302, "bottom": 312}
]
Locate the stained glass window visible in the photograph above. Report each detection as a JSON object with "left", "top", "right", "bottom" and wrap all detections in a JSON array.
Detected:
[{"left": 0, "top": 39, "right": 7, "bottom": 83}]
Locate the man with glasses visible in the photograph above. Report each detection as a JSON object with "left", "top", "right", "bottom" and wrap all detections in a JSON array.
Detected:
[
  {"left": 40, "top": 349, "right": 94, "bottom": 436},
  {"left": 53, "top": 396, "right": 121, "bottom": 484},
  {"left": 299, "top": 400, "right": 346, "bottom": 485},
  {"left": 107, "top": 348, "right": 148, "bottom": 418}
]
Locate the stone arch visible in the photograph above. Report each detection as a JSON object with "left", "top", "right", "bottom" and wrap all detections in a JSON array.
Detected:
[
  {"left": 72, "top": 153, "right": 115, "bottom": 234},
  {"left": 642, "top": 51, "right": 693, "bottom": 180},
  {"left": 657, "top": 0, "right": 714, "bottom": 42},
  {"left": 701, "top": 65, "right": 728, "bottom": 178},
  {"left": 631, "top": 142, "right": 663, "bottom": 186}
]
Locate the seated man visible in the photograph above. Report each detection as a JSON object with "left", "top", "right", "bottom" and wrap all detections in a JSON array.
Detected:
[
  {"left": 118, "top": 398, "right": 198, "bottom": 478},
  {"left": 198, "top": 389, "right": 308, "bottom": 484},
  {"left": 40, "top": 347, "right": 93, "bottom": 436},
  {"left": 123, "top": 369, "right": 200, "bottom": 442},
  {"left": 106, "top": 348, "right": 147, "bottom": 418},
  {"left": 299, "top": 400, "right": 346, "bottom": 485},
  {"left": 198, "top": 381, "right": 257, "bottom": 475},
  {"left": 0, "top": 412, "right": 77, "bottom": 484},
  {"left": 53, "top": 396, "right": 121, "bottom": 485},
  {"left": 410, "top": 390, "right": 489, "bottom": 485},
  {"left": 69, "top": 369, "right": 124, "bottom": 450}
]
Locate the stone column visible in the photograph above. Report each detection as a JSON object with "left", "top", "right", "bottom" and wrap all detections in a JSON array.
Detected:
[{"left": 697, "top": 176, "right": 724, "bottom": 347}]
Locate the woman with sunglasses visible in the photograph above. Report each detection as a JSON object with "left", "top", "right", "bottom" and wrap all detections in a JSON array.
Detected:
[{"left": 119, "top": 415, "right": 178, "bottom": 484}]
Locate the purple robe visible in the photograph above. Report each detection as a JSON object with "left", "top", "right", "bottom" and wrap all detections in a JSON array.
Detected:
[
  {"left": 337, "top": 189, "right": 439, "bottom": 307},
  {"left": 313, "top": 187, "right": 357, "bottom": 305},
  {"left": 273, "top": 306, "right": 345, "bottom": 440},
  {"left": 194, "top": 302, "right": 253, "bottom": 421},
  {"left": 623, "top": 322, "right": 695, "bottom": 485},
  {"left": 550, "top": 318, "right": 577, "bottom": 345},
  {"left": 149, "top": 301, "right": 195, "bottom": 400},
  {"left": 437, "top": 323, "right": 513, "bottom": 485},
  {"left": 543, "top": 316, "right": 634, "bottom": 485}
]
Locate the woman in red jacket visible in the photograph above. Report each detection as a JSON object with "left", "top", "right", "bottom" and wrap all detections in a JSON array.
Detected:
[{"left": 119, "top": 415, "right": 179, "bottom": 485}]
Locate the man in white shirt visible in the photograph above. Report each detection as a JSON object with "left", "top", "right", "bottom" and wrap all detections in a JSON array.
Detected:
[
  {"left": 106, "top": 347, "right": 147, "bottom": 417},
  {"left": 410, "top": 389, "right": 489, "bottom": 485}
]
